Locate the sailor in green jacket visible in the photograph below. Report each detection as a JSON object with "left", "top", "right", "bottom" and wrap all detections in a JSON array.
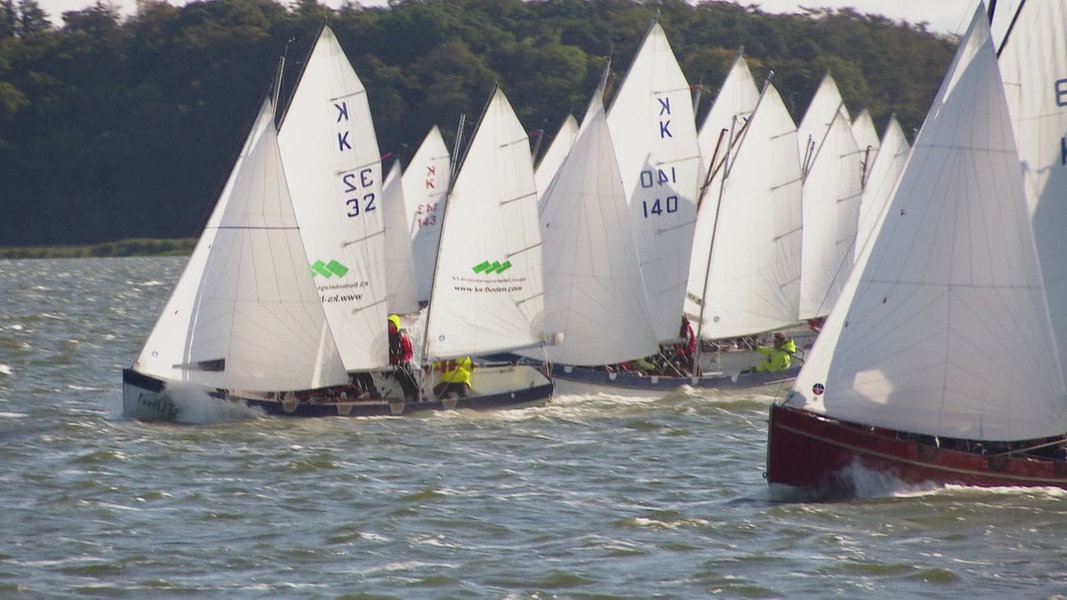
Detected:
[{"left": 755, "top": 332, "right": 797, "bottom": 372}]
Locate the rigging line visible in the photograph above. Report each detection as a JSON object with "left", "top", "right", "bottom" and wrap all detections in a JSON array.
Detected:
[{"left": 994, "top": 0, "right": 1026, "bottom": 57}]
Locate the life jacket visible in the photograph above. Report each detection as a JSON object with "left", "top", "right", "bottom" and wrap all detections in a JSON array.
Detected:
[{"left": 437, "top": 357, "right": 473, "bottom": 385}]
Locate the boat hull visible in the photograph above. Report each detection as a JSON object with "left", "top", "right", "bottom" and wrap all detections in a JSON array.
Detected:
[
  {"left": 766, "top": 403, "right": 1067, "bottom": 499},
  {"left": 551, "top": 363, "right": 800, "bottom": 397},
  {"left": 123, "top": 365, "right": 553, "bottom": 421}
]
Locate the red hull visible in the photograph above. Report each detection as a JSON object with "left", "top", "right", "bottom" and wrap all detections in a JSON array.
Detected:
[{"left": 766, "top": 403, "right": 1067, "bottom": 499}]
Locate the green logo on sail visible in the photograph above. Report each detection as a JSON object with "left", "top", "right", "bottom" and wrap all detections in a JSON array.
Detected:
[
  {"left": 311, "top": 259, "right": 349, "bottom": 278},
  {"left": 472, "top": 260, "right": 512, "bottom": 274}
]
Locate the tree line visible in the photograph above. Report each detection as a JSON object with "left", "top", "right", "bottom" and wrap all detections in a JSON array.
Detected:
[{"left": 0, "top": 0, "right": 957, "bottom": 247}]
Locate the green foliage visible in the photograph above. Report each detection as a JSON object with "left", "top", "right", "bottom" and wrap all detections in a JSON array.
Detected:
[{"left": 0, "top": 0, "right": 958, "bottom": 249}]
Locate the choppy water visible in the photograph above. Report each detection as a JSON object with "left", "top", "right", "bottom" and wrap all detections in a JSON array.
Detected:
[{"left": 1, "top": 256, "right": 1066, "bottom": 598}]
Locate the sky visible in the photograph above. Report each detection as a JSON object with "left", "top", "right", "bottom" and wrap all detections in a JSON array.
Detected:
[{"left": 34, "top": 0, "right": 1020, "bottom": 39}]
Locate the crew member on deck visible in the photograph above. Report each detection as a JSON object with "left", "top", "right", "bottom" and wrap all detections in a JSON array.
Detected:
[
  {"left": 389, "top": 314, "right": 420, "bottom": 402},
  {"left": 755, "top": 332, "right": 796, "bottom": 373},
  {"left": 433, "top": 356, "right": 473, "bottom": 399}
]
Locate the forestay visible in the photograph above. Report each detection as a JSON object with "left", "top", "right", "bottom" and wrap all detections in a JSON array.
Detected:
[
  {"left": 791, "top": 8, "right": 1067, "bottom": 441},
  {"left": 277, "top": 25, "right": 389, "bottom": 371},
  {"left": 133, "top": 98, "right": 349, "bottom": 391},
  {"left": 424, "top": 86, "right": 545, "bottom": 359},
  {"left": 606, "top": 21, "right": 701, "bottom": 343}
]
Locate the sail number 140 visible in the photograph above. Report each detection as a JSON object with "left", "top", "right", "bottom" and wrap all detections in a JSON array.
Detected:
[{"left": 640, "top": 166, "right": 678, "bottom": 218}]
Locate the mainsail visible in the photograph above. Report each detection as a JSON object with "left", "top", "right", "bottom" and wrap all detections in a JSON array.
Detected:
[
  {"left": 401, "top": 125, "right": 450, "bottom": 304},
  {"left": 606, "top": 21, "right": 701, "bottom": 342},
  {"left": 424, "top": 86, "right": 545, "bottom": 359},
  {"left": 277, "top": 25, "right": 389, "bottom": 371},
  {"left": 536, "top": 84, "right": 658, "bottom": 366},
  {"left": 686, "top": 70, "right": 803, "bottom": 340}
]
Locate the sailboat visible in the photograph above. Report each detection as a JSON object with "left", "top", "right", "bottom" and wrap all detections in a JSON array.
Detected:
[
  {"left": 521, "top": 67, "right": 660, "bottom": 386},
  {"left": 540, "top": 53, "right": 806, "bottom": 395},
  {"left": 683, "top": 56, "right": 805, "bottom": 380},
  {"left": 121, "top": 92, "right": 360, "bottom": 420},
  {"left": 417, "top": 84, "right": 554, "bottom": 408},
  {"left": 124, "top": 28, "right": 550, "bottom": 419},
  {"left": 542, "top": 20, "right": 718, "bottom": 395},
  {"left": 765, "top": 5, "right": 1067, "bottom": 498}
]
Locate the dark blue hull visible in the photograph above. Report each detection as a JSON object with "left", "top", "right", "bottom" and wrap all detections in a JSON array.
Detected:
[
  {"left": 123, "top": 367, "right": 554, "bottom": 421},
  {"left": 550, "top": 363, "right": 800, "bottom": 394}
]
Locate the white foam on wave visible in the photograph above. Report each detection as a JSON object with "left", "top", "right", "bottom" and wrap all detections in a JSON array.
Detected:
[{"left": 165, "top": 386, "right": 266, "bottom": 424}]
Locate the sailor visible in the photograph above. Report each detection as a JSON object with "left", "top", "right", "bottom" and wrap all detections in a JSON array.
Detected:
[
  {"left": 388, "top": 314, "right": 420, "bottom": 402},
  {"left": 672, "top": 315, "right": 697, "bottom": 375},
  {"left": 754, "top": 332, "right": 797, "bottom": 373},
  {"left": 433, "top": 356, "right": 473, "bottom": 399}
]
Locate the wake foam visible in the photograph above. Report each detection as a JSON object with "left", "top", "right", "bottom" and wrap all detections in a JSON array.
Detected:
[{"left": 165, "top": 386, "right": 265, "bottom": 424}]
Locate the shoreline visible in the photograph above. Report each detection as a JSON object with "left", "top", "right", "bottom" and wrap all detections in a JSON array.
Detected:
[{"left": 0, "top": 238, "right": 196, "bottom": 259}]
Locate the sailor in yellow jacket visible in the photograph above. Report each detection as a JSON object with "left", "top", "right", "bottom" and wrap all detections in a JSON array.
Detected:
[
  {"left": 432, "top": 356, "right": 473, "bottom": 399},
  {"left": 755, "top": 332, "right": 797, "bottom": 373}
]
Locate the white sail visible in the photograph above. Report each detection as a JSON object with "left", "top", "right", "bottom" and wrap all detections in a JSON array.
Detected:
[
  {"left": 424, "top": 87, "right": 544, "bottom": 359},
  {"left": 133, "top": 98, "right": 349, "bottom": 391},
  {"left": 791, "top": 7, "right": 1067, "bottom": 441},
  {"left": 401, "top": 125, "right": 450, "bottom": 304},
  {"left": 854, "top": 115, "right": 910, "bottom": 253},
  {"left": 535, "top": 114, "right": 579, "bottom": 204},
  {"left": 383, "top": 160, "right": 419, "bottom": 315},
  {"left": 797, "top": 74, "right": 851, "bottom": 174},
  {"left": 606, "top": 21, "right": 701, "bottom": 342},
  {"left": 797, "top": 106, "right": 865, "bottom": 321},
  {"left": 998, "top": 0, "right": 1067, "bottom": 383},
  {"left": 851, "top": 108, "right": 880, "bottom": 185},
  {"left": 536, "top": 86, "right": 659, "bottom": 365},
  {"left": 277, "top": 25, "right": 389, "bottom": 371},
  {"left": 696, "top": 53, "right": 761, "bottom": 180},
  {"left": 687, "top": 81, "right": 803, "bottom": 339}
]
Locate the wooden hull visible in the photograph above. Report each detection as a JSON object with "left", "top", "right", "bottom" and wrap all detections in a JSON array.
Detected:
[
  {"left": 123, "top": 366, "right": 553, "bottom": 421},
  {"left": 551, "top": 363, "right": 799, "bottom": 397},
  {"left": 766, "top": 403, "right": 1067, "bottom": 499}
]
